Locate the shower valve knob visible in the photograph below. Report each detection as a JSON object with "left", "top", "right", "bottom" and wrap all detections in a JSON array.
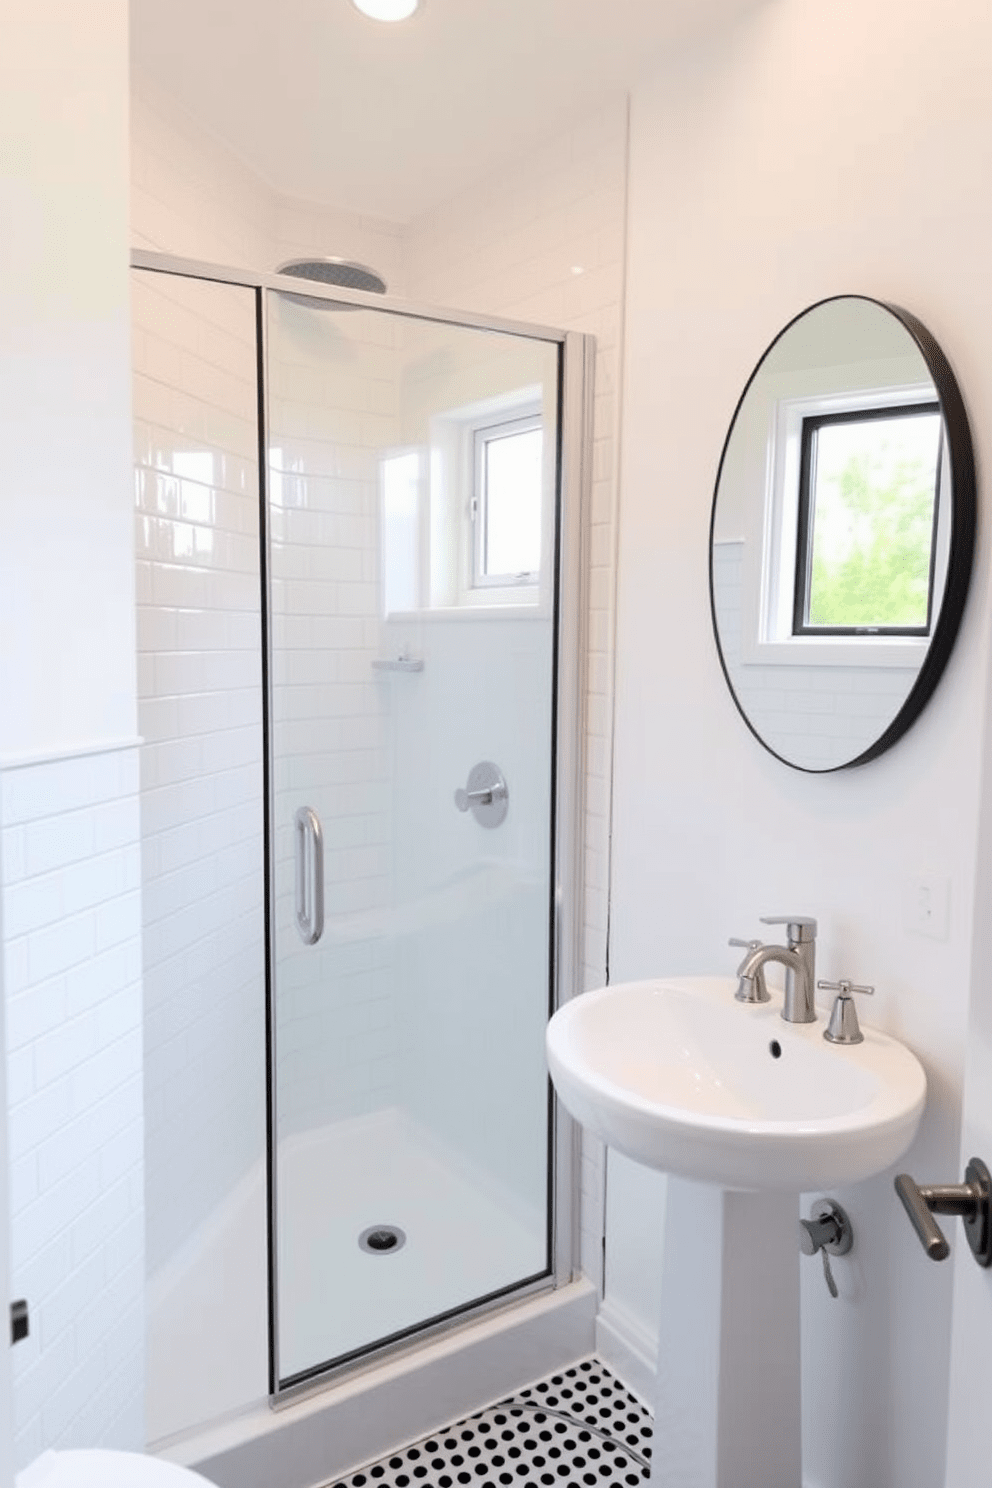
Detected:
[{"left": 454, "top": 762, "right": 508, "bottom": 829}]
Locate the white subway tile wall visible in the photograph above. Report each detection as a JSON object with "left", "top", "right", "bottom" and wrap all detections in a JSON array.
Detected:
[
  {"left": 131, "top": 269, "right": 270, "bottom": 1435},
  {"left": 267, "top": 295, "right": 399, "bottom": 1138},
  {"left": 1, "top": 748, "right": 144, "bottom": 1466}
]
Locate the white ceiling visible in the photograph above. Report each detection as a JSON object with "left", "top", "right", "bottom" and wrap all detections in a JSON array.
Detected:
[{"left": 130, "top": 0, "right": 761, "bottom": 223}]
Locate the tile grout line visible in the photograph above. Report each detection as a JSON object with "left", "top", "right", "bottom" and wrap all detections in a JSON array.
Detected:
[{"left": 326, "top": 1358, "right": 653, "bottom": 1488}]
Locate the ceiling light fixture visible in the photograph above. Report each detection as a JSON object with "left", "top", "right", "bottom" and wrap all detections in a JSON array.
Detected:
[{"left": 350, "top": 0, "right": 420, "bottom": 21}]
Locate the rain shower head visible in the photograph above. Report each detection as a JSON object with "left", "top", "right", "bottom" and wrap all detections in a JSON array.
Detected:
[{"left": 275, "top": 257, "right": 387, "bottom": 308}]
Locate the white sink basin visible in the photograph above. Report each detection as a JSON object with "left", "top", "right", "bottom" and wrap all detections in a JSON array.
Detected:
[{"left": 546, "top": 975, "right": 927, "bottom": 1190}]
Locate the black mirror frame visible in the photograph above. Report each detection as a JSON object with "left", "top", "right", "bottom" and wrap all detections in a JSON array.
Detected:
[{"left": 708, "top": 295, "right": 977, "bottom": 773}]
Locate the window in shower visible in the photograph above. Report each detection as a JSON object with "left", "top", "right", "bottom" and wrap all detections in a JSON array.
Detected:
[
  {"left": 472, "top": 411, "right": 543, "bottom": 588},
  {"left": 381, "top": 449, "right": 423, "bottom": 615}
]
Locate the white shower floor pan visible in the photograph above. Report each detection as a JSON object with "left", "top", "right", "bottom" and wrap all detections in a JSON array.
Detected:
[
  {"left": 277, "top": 1109, "right": 547, "bottom": 1381},
  {"left": 148, "top": 1109, "right": 548, "bottom": 1447}
]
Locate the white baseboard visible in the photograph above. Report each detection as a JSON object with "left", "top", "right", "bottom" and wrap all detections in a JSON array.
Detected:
[
  {"left": 593, "top": 1297, "right": 657, "bottom": 1408},
  {"left": 162, "top": 1280, "right": 597, "bottom": 1488}
]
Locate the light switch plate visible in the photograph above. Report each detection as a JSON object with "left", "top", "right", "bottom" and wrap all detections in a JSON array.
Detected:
[{"left": 904, "top": 875, "right": 950, "bottom": 940}]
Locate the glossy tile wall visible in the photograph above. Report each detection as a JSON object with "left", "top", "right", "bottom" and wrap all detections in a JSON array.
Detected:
[
  {"left": 131, "top": 269, "right": 271, "bottom": 1438},
  {"left": 267, "top": 296, "right": 399, "bottom": 1141},
  {"left": 2, "top": 752, "right": 144, "bottom": 1464},
  {"left": 133, "top": 271, "right": 264, "bottom": 1275}
]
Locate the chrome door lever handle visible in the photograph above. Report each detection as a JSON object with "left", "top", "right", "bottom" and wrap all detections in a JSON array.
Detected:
[{"left": 895, "top": 1158, "right": 992, "bottom": 1267}]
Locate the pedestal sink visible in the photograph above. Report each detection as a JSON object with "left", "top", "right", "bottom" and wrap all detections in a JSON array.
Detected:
[{"left": 546, "top": 976, "right": 927, "bottom": 1488}]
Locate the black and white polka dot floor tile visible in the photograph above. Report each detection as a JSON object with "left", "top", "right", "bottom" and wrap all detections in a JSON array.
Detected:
[{"left": 332, "top": 1359, "right": 652, "bottom": 1488}]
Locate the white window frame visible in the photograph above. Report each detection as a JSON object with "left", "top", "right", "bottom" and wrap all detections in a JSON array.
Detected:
[{"left": 471, "top": 410, "right": 543, "bottom": 591}]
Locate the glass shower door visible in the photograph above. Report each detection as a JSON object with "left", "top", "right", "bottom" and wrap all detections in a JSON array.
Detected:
[{"left": 265, "top": 289, "right": 562, "bottom": 1387}]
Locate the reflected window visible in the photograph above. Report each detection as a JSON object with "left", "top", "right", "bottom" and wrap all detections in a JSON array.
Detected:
[
  {"left": 382, "top": 450, "right": 422, "bottom": 614},
  {"left": 472, "top": 414, "right": 543, "bottom": 588},
  {"left": 793, "top": 403, "right": 942, "bottom": 636}
]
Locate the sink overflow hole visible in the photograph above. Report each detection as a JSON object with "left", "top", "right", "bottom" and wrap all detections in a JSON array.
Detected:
[
  {"left": 359, "top": 1225, "right": 406, "bottom": 1254},
  {"left": 769, "top": 1040, "right": 782, "bottom": 1059}
]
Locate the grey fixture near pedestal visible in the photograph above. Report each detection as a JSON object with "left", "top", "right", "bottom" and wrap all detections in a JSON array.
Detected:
[
  {"left": 734, "top": 916, "right": 817, "bottom": 1023},
  {"left": 895, "top": 1158, "right": 992, "bottom": 1267},
  {"left": 800, "top": 1198, "right": 853, "bottom": 1299}
]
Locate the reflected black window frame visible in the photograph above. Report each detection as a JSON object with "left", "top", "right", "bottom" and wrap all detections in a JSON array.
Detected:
[{"left": 792, "top": 401, "right": 943, "bottom": 638}]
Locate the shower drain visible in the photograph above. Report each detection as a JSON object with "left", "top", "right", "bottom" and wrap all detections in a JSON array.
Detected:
[{"left": 359, "top": 1225, "right": 407, "bottom": 1254}]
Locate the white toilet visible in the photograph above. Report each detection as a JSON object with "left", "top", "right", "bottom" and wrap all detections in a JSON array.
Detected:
[{"left": 17, "top": 1450, "right": 215, "bottom": 1487}]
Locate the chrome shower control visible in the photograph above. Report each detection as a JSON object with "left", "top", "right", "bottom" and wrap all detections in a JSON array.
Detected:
[
  {"left": 819, "top": 978, "right": 874, "bottom": 1044},
  {"left": 454, "top": 761, "right": 508, "bottom": 828}
]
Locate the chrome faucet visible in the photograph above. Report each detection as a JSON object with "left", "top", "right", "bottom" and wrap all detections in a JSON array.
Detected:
[{"left": 734, "top": 916, "right": 818, "bottom": 1024}]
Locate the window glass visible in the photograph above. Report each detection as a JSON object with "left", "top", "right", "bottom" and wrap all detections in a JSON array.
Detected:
[
  {"left": 476, "top": 419, "right": 543, "bottom": 584},
  {"left": 797, "top": 405, "right": 942, "bottom": 633},
  {"left": 381, "top": 450, "right": 421, "bottom": 614}
]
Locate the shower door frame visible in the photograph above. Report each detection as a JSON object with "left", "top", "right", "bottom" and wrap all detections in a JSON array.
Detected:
[{"left": 131, "top": 249, "right": 592, "bottom": 1404}]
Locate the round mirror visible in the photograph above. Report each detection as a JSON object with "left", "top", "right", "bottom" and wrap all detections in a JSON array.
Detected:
[{"left": 709, "top": 296, "right": 975, "bottom": 772}]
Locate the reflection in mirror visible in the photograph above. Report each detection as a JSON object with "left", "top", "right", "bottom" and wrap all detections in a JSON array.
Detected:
[{"left": 710, "top": 297, "right": 975, "bottom": 772}]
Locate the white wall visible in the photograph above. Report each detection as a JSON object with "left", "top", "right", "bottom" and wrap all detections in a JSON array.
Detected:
[
  {"left": 0, "top": 11, "right": 136, "bottom": 763},
  {"left": 131, "top": 71, "right": 406, "bottom": 293},
  {"left": 0, "top": 3, "right": 144, "bottom": 1467},
  {"left": 608, "top": 3, "right": 992, "bottom": 1486}
]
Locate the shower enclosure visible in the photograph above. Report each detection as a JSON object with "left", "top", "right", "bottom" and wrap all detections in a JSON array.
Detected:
[{"left": 131, "top": 251, "right": 591, "bottom": 1426}]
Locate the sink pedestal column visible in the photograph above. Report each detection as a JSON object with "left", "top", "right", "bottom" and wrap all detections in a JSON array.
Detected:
[{"left": 650, "top": 1180, "right": 801, "bottom": 1488}]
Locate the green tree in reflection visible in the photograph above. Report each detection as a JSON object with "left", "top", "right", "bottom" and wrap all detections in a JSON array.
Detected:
[{"left": 807, "top": 436, "right": 938, "bottom": 629}]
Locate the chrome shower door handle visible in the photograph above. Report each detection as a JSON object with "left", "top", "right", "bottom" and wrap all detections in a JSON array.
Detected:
[{"left": 294, "top": 806, "right": 325, "bottom": 946}]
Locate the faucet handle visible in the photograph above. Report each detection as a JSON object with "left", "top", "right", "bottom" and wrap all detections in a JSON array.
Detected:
[
  {"left": 818, "top": 978, "right": 874, "bottom": 1045},
  {"left": 761, "top": 915, "right": 817, "bottom": 942},
  {"left": 729, "top": 938, "right": 770, "bottom": 1003},
  {"left": 817, "top": 978, "right": 874, "bottom": 997}
]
